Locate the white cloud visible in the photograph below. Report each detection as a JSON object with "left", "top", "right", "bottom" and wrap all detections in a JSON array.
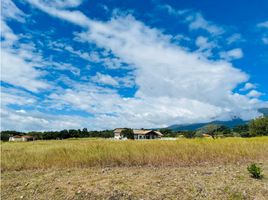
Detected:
[
  {"left": 220, "top": 48, "right": 243, "bottom": 60},
  {"left": 1, "top": 50, "right": 49, "bottom": 92},
  {"left": 257, "top": 20, "right": 268, "bottom": 44},
  {"left": 246, "top": 90, "right": 263, "bottom": 98},
  {"left": 195, "top": 36, "right": 213, "bottom": 48},
  {"left": 0, "top": 107, "right": 90, "bottom": 131},
  {"left": 262, "top": 37, "right": 268, "bottom": 44},
  {"left": 226, "top": 33, "right": 242, "bottom": 44},
  {"left": 186, "top": 12, "right": 224, "bottom": 35},
  {"left": 1, "top": 1, "right": 50, "bottom": 92},
  {"left": 27, "top": 0, "right": 90, "bottom": 27},
  {"left": 48, "top": 41, "right": 101, "bottom": 62},
  {"left": 44, "top": 0, "right": 84, "bottom": 9},
  {"left": 240, "top": 83, "right": 256, "bottom": 91},
  {"left": 2, "top": 0, "right": 26, "bottom": 22},
  {"left": 91, "top": 72, "right": 119, "bottom": 86},
  {"left": 2, "top": 1, "right": 266, "bottom": 131},
  {"left": 257, "top": 21, "right": 268, "bottom": 28},
  {"left": 195, "top": 36, "right": 217, "bottom": 57},
  {"left": 160, "top": 5, "right": 223, "bottom": 36},
  {"left": 159, "top": 4, "right": 189, "bottom": 16},
  {"left": 1, "top": 87, "right": 37, "bottom": 106}
]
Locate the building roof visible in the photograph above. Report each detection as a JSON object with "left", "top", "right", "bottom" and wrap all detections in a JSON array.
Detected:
[
  {"left": 202, "top": 134, "right": 212, "bottom": 137},
  {"left": 133, "top": 129, "right": 163, "bottom": 136},
  {"left": 114, "top": 128, "right": 126, "bottom": 133},
  {"left": 114, "top": 128, "right": 163, "bottom": 136},
  {"left": 22, "top": 135, "right": 34, "bottom": 138},
  {"left": 11, "top": 135, "right": 22, "bottom": 138}
]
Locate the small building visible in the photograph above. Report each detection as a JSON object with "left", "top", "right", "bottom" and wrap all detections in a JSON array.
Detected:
[
  {"left": 113, "top": 128, "right": 163, "bottom": 140},
  {"left": 114, "top": 128, "right": 126, "bottom": 140},
  {"left": 201, "top": 134, "right": 212, "bottom": 138},
  {"left": 9, "top": 135, "right": 34, "bottom": 142}
]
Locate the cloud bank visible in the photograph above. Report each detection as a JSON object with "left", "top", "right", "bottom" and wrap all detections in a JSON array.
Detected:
[{"left": 1, "top": 0, "right": 267, "bottom": 131}]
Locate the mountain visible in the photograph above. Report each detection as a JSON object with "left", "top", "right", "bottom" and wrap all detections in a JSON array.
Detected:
[
  {"left": 167, "top": 118, "right": 247, "bottom": 131},
  {"left": 258, "top": 108, "right": 268, "bottom": 116},
  {"left": 166, "top": 107, "right": 268, "bottom": 131}
]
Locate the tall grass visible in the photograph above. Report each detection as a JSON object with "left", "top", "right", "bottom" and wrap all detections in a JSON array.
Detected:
[{"left": 1, "top": 137, "right": 268, "bottom": 171}]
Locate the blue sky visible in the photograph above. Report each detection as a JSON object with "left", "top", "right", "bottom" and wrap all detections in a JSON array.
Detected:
[{"left": 1, "top": 0, "right": 268, "bottom": 131}]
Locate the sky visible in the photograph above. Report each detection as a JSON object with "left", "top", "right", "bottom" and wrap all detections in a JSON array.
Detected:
[{"left": 1, "top": 0, "right": 268, "bottom": 131}]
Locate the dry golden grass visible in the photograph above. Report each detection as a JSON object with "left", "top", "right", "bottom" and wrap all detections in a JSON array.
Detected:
[{"left": 1, "top": 137, "right": 268, "bottom": 171}]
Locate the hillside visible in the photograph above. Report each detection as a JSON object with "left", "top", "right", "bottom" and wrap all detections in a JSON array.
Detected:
[
  {"left": 167, "top": 118, "right": 247, "bottom": 131},
  {"left": 167, "top": 107, "right": 268, "bottom": 131}
]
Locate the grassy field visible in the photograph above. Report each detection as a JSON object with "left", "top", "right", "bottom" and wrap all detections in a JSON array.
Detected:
[
  {"left": 1, "top": 137, "right": 268, "bottom": 199},
  {"left": 1, "top": 137, "right": 268, "bottom": 171}
]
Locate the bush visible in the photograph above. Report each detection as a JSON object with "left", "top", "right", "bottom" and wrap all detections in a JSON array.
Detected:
[{"left": 247, "top": 163, "right": 263, "bottom": 179}]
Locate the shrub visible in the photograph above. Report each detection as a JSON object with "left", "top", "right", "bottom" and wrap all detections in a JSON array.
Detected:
[{"left": 247, "top": 163, "right": 263, "bottom": 179}]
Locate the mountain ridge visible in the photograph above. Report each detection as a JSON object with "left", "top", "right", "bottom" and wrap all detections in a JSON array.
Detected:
[{"left": 166, "top": 108, "right": 268, "bottom": 131}]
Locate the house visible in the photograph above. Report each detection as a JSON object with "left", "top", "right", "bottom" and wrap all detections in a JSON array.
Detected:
[
  {"left": 114, "top": 128, "right": 125, "bottom": 140},
  {"left": 133, "top": 129, "right": 163, "bottom": 140},
  {"left": 113, "top": 128, "right": 163, "bottom": 140},
  {"left": 201, "top": 134, "right": 212, "bottom": 138},
  {"left": 9, "top": 135, "right": 34, "bottom": 142}
]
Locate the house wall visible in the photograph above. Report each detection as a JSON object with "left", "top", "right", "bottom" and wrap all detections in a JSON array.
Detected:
[
  {"left": 114, "top": 132, "right": 121, "bottom": 139},
  {"left": 135, "top": 134, "right": 158, "bottom": 140},
  {"left": 9, "top": 137, "right": 23, "bottom": 142}
]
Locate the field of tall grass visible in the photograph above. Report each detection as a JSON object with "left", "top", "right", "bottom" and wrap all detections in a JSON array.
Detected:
[{"left": 1, "top": 137, "right": 268, "bottom": 171}]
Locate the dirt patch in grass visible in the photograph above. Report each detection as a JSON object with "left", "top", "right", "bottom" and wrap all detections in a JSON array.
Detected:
[{"left": 1, "top": 163, "right": 268, "bottom": 200}]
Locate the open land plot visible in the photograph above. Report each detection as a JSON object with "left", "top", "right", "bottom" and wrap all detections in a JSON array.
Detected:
[{"left": 1, "top": 137, "right": 268, "bottom": 199}]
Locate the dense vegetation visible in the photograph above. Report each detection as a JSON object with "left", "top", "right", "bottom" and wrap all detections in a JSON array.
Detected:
[
  {"left": 1, "top": 116, "right": 267, "bottom": 141},
  {"left": 0, "top": 128, "right": 113, "bottom": 141},
  {"left": 161, "top": 116, "right": 268, "bottom": 138}
]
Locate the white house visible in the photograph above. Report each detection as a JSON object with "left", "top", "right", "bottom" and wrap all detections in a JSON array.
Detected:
[
  {"left": 113, "top": 128, "right": 163, "bottom": 140},
  {"left": 9, "top": 135, "right": 34, "bottom": 142}
]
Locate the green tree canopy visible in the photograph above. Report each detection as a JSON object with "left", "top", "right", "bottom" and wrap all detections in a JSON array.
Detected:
[
  {"left": 195, "top": 124, "right": 230, "bottom": 138},
  {"left": 249, "top": 116, "right": 268, "bottom": 136},
  {"left": 121, "top": 128, "right": 134, "bottom": 139}
]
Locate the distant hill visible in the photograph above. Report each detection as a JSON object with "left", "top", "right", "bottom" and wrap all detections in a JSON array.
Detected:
[
  {"left": 258, "top": 108, "right": 268, "bottom": 116},
  {"left": 167, "top": 118, "right": 247, "bottom": 131},
  {"left": 166, "top": 107, "right": 268, "bottom": 131}
]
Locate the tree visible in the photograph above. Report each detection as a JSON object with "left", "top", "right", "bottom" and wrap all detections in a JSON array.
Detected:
[
  {"left": 249, "top": 116, "right": 268, "bottom": 137},
  {"left": 181, "top": 130, "right": 196, "bottom": 138},
  {"left": 59, "top": 129, "right": 69, "bottom": 139},
  {"left": 69, "top": 129, "right": 79, "bottom": 138},
  {"left": 159, "top": 128, "right": 173, "bottom": 137},
  {"left": 121, "top": 128, "right": 134, "bottom": 139},
  {"left": 27, "top": 131, "right": 43, "bottom": 140},
  {"left": 0, "top": 131, "right": 23, "bottom": 141},
  {"left": 81, "top": 128, "right": 89, "bottom": 137},
  {"left": 233, "top": 124, "right": 249, "bottom": 137},
  {"left": 195, "top": 124, "right": 224, "bottom": 138}
]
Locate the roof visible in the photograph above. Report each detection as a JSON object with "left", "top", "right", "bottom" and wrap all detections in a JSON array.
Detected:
[
  {"left": 202, "top": 134, "right": 212, "bottom": 137},
  {"left": 114, "top": 128, "right": 126, "bottom": 133},
  {"left": 22, "top": 135, "right": 34, "bottom": 138},
  {"left": 133, "top": 130, "right": 163, "bottom": 136},
  {"left": 114, "top": 128, "right": 163, "bottom": 136},
  {"left": 11, "top": 135, "right": 22, "bottom": 138}
]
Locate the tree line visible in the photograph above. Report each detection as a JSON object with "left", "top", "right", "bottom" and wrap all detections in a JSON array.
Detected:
[
  {"left": 0, "top": 128, "right": 113, "bottom": 141},
  {"left": 159, "top": 116, "right": 268, "bottom": 138},
  {"left": 1, "top": 116, "right": 267, "bottom": 141}
]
